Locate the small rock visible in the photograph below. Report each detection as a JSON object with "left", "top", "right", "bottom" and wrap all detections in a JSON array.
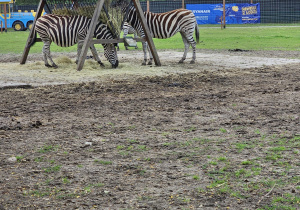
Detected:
[
  {"left": 85, "top": 142, "right": 92, "bottom": 146},
  {"left": 8, "top": 157, "right": 17, "bottom": 162},
  {"left": 81, "top": 142, "right": 93, "bottom": 148}
]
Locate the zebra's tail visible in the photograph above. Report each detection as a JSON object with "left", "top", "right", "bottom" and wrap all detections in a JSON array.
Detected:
[
  {"left": 195, "top": 22, "right": 200, "bottom": 44},
  {"left": 28, "top": 26, "right": 37, "bottom": 48}
]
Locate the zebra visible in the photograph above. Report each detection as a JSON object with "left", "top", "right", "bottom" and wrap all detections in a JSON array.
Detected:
[
  {"left": 119, "top": 3, "right": 199, "bottom": 65},
  {"left": 30, "top": 14, "right": 119, "bottom": 69},
  {"left": 117, "top": 22, "right": 138, "bottom": 51},
  {"left": 123, "top": 22, "right": 139, "bottom": 50}
]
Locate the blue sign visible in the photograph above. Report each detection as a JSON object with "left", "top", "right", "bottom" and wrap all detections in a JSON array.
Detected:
[{"left": 186, "top": 3, "right": 260, "bottom": 25}]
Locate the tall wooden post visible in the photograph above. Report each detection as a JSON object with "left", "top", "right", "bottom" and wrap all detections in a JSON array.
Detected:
[
  {"left": 4, "top": 3, "right": 7, "bottom": 32},
  {"left": 77, "top": 0, "right": 105, "bottom": 70},
  {"left": 132, "top": 0, "right": 161, "bottom": 66},
  {"left": 182, "top": 0, "right": 185, "bottom": 9},
  {"left": 147, "top": 0, "right": 149, "bottom": 12},
  {"left": 222, "top": 0, "right": 226, "bottom": 29},
  {"left": 20, "top": 0, "right": 46, "bottom": 64}
]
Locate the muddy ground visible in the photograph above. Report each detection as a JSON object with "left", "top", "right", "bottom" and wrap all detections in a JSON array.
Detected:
[{"left": 0, "top": 50, "right": 299, "bottom": 209}]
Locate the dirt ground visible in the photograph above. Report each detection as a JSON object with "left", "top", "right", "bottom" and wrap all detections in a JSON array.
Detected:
[{"left": 0, "top": 49, "right": 299, "bottom": 209}]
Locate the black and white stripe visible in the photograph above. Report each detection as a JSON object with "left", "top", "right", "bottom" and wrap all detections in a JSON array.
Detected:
[
  {"left": 34, "top": 14, "right": 119, "bottom": 68},
  {"left": 124, "top": 5, "right": 199, "bottom": 65},
  {"left": 122, "top": 22, "right": 138, "bottom": 50}
]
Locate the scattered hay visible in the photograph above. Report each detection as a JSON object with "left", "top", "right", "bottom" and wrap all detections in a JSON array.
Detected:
[{"left": 55, "top": 56, "right": 73, "bottom": 64}]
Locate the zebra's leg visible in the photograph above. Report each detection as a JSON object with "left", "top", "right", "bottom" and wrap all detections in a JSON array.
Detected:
[
  {"left": 134, "top": 33, "right": 138, "bottom": 49},
  {"left": 42, "top": 40, "right": 58, "bottom": 68},
  {"left": 179, "top": 32, "right": 190, "bottom": 64},
  {"left": 189, "top": 39, "right": 197, "bottom": 64},
  {"left": 147, "top": 43, "right": 153, "bottom": 65},
  {"left": 76, "top": 40, "right": 83, "bottom": 64},
  {"left": 141, "top": 41, "right": 148, "bottom": 65},
  {"left": 123, "top": 28, "right": 129, "bottom": 50},
  {"left": 90, "top": 44, "right": 105, "bottom": 67}
]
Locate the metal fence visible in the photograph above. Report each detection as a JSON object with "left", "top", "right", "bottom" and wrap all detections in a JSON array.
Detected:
[
  {"left": 142, "top": 0, "right": 300, "bottom": 24},
  {"left": 13, "top": 0, "right": 300, "bottom": 24}
]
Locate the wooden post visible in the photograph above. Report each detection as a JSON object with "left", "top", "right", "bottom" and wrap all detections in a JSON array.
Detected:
[
  {"left": 182, "top": 0, "right": 185, "bottom": 9},
  {"left": 251, "top": 0, "right": 253, "bottom": 3},
  {"left": 1, "top": 20, "right": 3, "bottom": 33},
  {"left": 132, "top": 0, "right": 161, "bottom": 66},
  {"left": 77, "top": 0, "right": 105, "bottom": 71},
  {"left": 147, "top": 0, "right": 149, "bottom": 12},
  {"left": 4, "top": 3, "right": 7, "bottom": 32},
  {"left": 20, "top": 0, "right": 46, "bottom": 64},
  {"left": 222, "top": 0, "right": 226, "bottom": 29}
]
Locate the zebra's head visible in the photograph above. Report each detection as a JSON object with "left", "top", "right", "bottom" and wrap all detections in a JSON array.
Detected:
[
  {"left": 103, "top": 43, "right": 119, "bottom": 69},
  {"left": 94, "top": 23, "right": 119, "bottom": 68}
]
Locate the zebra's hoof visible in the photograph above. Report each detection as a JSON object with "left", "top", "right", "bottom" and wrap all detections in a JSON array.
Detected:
[
  {"left": 147, "top": 62, "right": 152, "bottom": 65},
  {"left": 98, "top": 62, "right": 105, "bottom": 67},
  {"left": 142, "top": 62, "right": 146, "bottom": 66},
  {"left": 53, "top": 64, "right": 58, "bottom": 69},
  {"left": 45, "top": 64, "right": 52, "bottom": 68},
  {"left": 178, "top": 60, "right": 184, "bottom": 64},
  {"left": 190, "top": 60, "right": 195, "bottom": 64}
]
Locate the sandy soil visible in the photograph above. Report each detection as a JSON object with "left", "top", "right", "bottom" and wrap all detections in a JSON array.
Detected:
[
  {"left": 0, "top": 49, "right": 299, "bottom": 209},
  {"left": 0, "top": 49, "right": 299, "bottom": 88}
]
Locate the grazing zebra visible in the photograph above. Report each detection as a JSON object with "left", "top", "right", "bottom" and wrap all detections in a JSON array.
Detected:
[
  {"left": 31, "top": 14, "right": 119, "bottom": 69},
  {"left": 118, "top": 3, "right": 199, "bottom": 65}
]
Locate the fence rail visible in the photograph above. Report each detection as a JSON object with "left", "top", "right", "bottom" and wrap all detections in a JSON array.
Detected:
[{"left": 13, "top": 0, "right": 300, "bottom": 24}]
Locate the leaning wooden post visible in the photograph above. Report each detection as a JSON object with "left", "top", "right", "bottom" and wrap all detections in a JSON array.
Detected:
[
  {"left": 132, "top": 0, "right": 161, "bottom": 66},
  {"left": 77, "top": 0, "right": 105, "bottom": 71},
  {"left": 20, "top": 0, "right": 46, "bottom": 64}
]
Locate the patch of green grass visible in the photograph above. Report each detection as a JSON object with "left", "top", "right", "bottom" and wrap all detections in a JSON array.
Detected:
[
  {"left": 184, "top": 126, "right": 197, "bottom": 132},
  {"left": 218, "top": 156, "right": 227, "bottom": 162},
  {"left": 1, "top": 25, "right": 300, "bottom": 55},
  {"left": 219, "top": 128, "right": 227, "bottom": 133},
  {"left": 43, "top": 165, "right": 62, "bottom": 173},
  {"left": 241, "top": 160, "right": 253, "bottom": 165},
  {"left": 269, "top": 146, "right": 286, "bottom": 152},
  {"left": 38, "top": 145, "right": 58, "bottom": 153},
  {"left": 62, "top": 177, "right": 70, "bottom": 184},
  {"left": 16, "top": 156, "right": 24, "bottom": 162},
  {"left": 34, "top": 157, "right": 44, "bottom": 162},
  {"left": 192, "top": 175, "right": 200, "bottom": 180},
  {"left": 94, "top": 159, "right": 112, "bottom": 165},
  {"left": 209, "top": 161, "right": 218, "bottom": 165}
]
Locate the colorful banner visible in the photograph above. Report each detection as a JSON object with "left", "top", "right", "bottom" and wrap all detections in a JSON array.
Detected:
[{"left": 186, "top": 3, "right": 260, "bottom": 24}]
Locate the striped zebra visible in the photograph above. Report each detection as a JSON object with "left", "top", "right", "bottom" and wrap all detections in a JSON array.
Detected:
[
  {"left": 31, "top": 14, "right": 119, "bottom": 69},
  {"left": 120, "top": 3, "right": 199, "bottom": 65},
  {"left": 123, "top": 22, "right": 138, "bottom": 50},
  {"left": 117, "top": 22, "right": 138, "bottom": 51}
]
